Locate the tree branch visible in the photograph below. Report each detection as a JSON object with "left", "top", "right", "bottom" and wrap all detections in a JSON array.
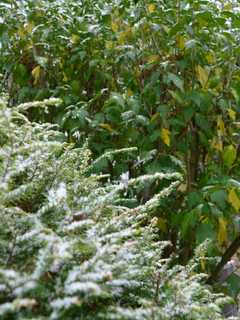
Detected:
[{"left": 207, "top": 234, "right": 240, "bottom": 284}]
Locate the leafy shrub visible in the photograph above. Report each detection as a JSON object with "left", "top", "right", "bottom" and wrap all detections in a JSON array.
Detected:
[
  {"left": 1, "top": 0, "right": 240, "bottom": 259},
  {"left": 0, "top": 97, "right": 231, "bottom": 319}
]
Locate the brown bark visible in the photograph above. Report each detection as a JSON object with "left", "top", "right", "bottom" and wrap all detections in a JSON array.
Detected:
[{"left": 207, "top": 234, "right": 240, "bottom": 284}]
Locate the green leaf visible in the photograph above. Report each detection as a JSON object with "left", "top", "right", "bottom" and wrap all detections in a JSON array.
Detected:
[
  {"left": 226, "top": 273, "right": 240, "bottom": 297},
  {"left": 210, "top": 190, "right": 227, "bottom": 210},
  {"left": 167, "top": 73, "right": 184, "bottom": 92},
  {"left": 223, "top": 145, "right": 237, "bottom": 168},
  {"left": 196, "top": 223, "right": 215, "bottom": 244}
]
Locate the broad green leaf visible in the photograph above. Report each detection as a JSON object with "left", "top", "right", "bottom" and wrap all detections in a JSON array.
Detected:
[
  {"left": 226, "top": 273, "right": 240, "bottom": 297},
  {"left": 168, "top": 90, "right": 184, "bottom": 104},
  {"left": 223, "top": 145, "right": 237, "bottom": 168},
  {"left": 196, "top": 223, "right": 215, "bottom": 244},
  {"left": 168, "top": 73, "right": 184, "bottom": 92},
  {"left": 210, "top": 190, "right": 227, "bottom": 210}
]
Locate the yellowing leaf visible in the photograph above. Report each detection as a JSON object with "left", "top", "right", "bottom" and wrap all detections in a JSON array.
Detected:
[
  {"left": 18, "top": 27, "right": 26, "bottom": 38},
  {"left": 196, "top": 65, "right": 210, "bottom": 88},
  {"left": 228, "top": 108, "right": 236, "bottom": 121},
  {"left": 228, "top": 189, "right": 240, "bottom": 212},
  {"left": 224, "top": 3, "right": 232, "bottom": 10},
  {"left": 25, "top": 22, "right": 34, "bottom": 34},
  {"left": 118, "top": 27, "right": 132, "bottom": 44},
  {"left": 147, "top": 4, "right": 156, "bottom": 13},
  {"left": 118, "top": 31, "right": 127, "bottom": 44},
  {"left": 200, "top": 255, "right": 206, "bottom": 271},
  {"left": 111, "top": 21, "right": 118, "bottom": 33},
  {"left": 205, "top": 52, "right": 216, "bottom": 65},
  {"left": 71, "top": 34, "right": 79, "bottom": 44},
  {"left": 156, "top": 217, "right": 167, "bottom": 232},
  {"left": 63, "top": 73, "right": 68, "bottom": 82},
  {"left": 151, "top": 112, "right": 160, "bottom": 122},
  {"left": 161, "top": 128, "right": 170, "bottom": 146},
  {"left": 223, "top": 145, "right": 237, "bottom": 168},
  {"left": 147, "top": 55, "right": 160, "bottom": 64},
  {"left": 176, "top": 35, "right": 185, "bottom": 50},
  {"left": 32, "top": 65, "right": 41, "bottom": 85},
  {"left": 218, "top": 217, "right": 227, "bottom": 246},
  {"left": 105, "top": 41, "right": 114, "bottom": 49},
  {"left": 100, "top": 123, "right": 115, "bottom": 133},
  {"left": 217, "top": 116, "right": 225, "bottom": 135},
  {"left": 211, "top": 137, "right": 223, "bottom": 152},
  {"left": 126, "top": 88, "right": 133, "bottom": 97}
]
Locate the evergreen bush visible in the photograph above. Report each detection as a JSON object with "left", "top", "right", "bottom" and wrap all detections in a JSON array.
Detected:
[{"left": 0, "top": 97, "right": 232, "bottom": 319}]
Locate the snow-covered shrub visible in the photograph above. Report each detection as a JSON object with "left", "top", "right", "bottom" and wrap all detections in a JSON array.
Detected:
[{"left": 0, "top": 96, "right": 230, "bottom": 319}]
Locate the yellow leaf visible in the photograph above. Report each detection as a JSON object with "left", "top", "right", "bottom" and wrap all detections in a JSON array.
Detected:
[
  {"left": 147, "top": 4, "right": 156, "bottom": 13},
  {"left": 18, "top": 27, "right": 26, "bottom": 38},
  {"left": 147, "top": 55, "right": 160, "bottom": 64},
  {"left": 126, "top": 88, "right": 133, "bottom": 97},
  {"left": 211, "top": 137, "right": 223, "bottom": 152},
  {"left": 161, "top": 128, "right": 170, "bottom": 146},
  {"left": 196, "top": 65, "right": 210, "bottom": 88},
  {"left": 63, "top": 73, "right": 68, "bottom": 82},
  {"left": 205, "top": 52, "right": 216, "bottom": 65},
  {"left": 105, "top": 41, "right": 114, "bottom": 49},
  {"left": 100, "top": 123, "right": 115, "bottom": 133},
  {"left": 151, "top": 112, "right": 159, "bottom": 122},
  {"left": 224, "top": 3, "right": 232, "bottom": 10},
  {"left": 32, "top": 66, "right": 41, "bottom": 85},
  {"left": 218, "top": 217, "right": 227, "bottom": 246},
  {"left": 156, "top": 217, "right": 167, "bottom": 233},
  {"left": 25, "top": 22, "right": 34, "bottom": 34},
  {"left": 176, "top": 35, "right": 185, "bottom": 50},
  {"left": 118, "top": 31, "right": 127, "bottom": 44},
  {"left": 228, "top": 108, "right": 236, "bottom": 121},
  {"left": 217, "top": 116, "right": 225, "bottom": 135},
  {"left": 71, "top": 34, "right": 79, "bottom": 44},
  {"left": 111, "top": 21, "right": 118, "bottom": 33},
  {"left": 228, "top": 189, "right": 240, "bottom": 212}
]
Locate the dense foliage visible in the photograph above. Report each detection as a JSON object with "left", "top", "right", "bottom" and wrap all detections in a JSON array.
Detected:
[
  {"left": 1, "top": 0, "right": 240, "bottom": 318},
  {"left": 1, "top": 0, "right": 240, "bottom": 260},
  {"left": 0, "top": 97, "right": 230, "bottom": 319}
]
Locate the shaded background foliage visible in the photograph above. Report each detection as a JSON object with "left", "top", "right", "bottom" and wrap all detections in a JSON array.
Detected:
[{"left": 1, "top": 0, "right": 240, "bottom": 295}]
